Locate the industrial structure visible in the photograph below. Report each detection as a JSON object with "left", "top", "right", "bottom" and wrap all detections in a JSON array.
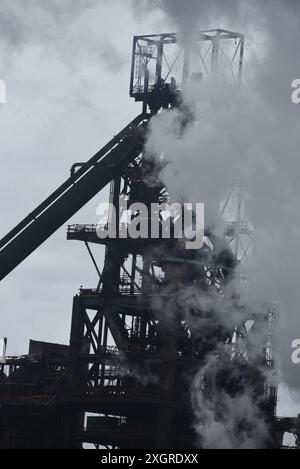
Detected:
[{"left": 0, "top": 30, "right": 299, "bottom": 449}]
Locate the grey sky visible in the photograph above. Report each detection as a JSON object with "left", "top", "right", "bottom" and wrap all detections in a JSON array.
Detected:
[{"left": 0, "top": 0, "right": 168, "bottom": 354}]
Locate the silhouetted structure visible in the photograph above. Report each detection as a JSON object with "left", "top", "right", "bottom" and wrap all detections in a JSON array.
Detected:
[{"left": 0, "top": 30, "right": 299, "bottom": 449}]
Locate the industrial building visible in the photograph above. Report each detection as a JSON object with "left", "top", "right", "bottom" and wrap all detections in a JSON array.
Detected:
[{"left": 0, "top": 29, "right": 299, "bottom": 449}]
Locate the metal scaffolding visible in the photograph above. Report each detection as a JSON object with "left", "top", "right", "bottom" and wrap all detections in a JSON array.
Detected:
[{"left": 0, "top": 30, "right": 299, "bottom": 449}]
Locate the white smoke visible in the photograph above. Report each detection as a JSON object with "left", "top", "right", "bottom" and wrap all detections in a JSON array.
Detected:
[
  {"left": 134, "top": 0, "right": 300, "bottom": 448},
  {"left": 190, "top": 352, "right": 272, "bottom": 449}
]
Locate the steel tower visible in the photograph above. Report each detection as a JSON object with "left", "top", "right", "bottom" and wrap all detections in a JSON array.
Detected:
[{"left": 1, "top": 30, "right": 298, "bottom": 449}]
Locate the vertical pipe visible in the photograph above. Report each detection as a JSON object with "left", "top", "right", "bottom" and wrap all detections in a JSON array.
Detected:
[
  {"left": 113, "top": 177, "right": 121, "bottom": 238},
  {"left": 211, "top": 32, "right": 220, "bottom": 74},
  {"left": 182, "top": 46, "right": 191, "bottom": 85},
  {"left": 155, "top": 36, "right": 164, "bottom": 85},
  {"left": 130, "top": 254, "right": 137, "bottom": 295},
  {"left": 130, "top": 36, "right": 137, "bottom": 96},
  {"left": 100, "top": 319, "right": 108, "bottom": 388},
  {"left": 142, "top": 67, "right": 149, "bottom": 115},
  {"left": 235, "top": 187, "right": 242, "bottom": 261},
  {"left": 69, "top": 296, "right": 85, "bottom": 355},
  {"left": 238, "top": 36, "right": 245, "bottom": 86}
]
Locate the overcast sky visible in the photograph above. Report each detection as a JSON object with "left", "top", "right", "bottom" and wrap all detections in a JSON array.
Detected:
[
  {"left": 0, "top": 0, "right": 170, "bottom": 355},
  {"left": 0, "top": 0, "right": 300, "bottom": 419}
]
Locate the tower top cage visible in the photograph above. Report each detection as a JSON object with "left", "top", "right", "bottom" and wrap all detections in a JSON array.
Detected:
[{"left": 130, "top": 29, "right": 245, "bottom": 113}]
